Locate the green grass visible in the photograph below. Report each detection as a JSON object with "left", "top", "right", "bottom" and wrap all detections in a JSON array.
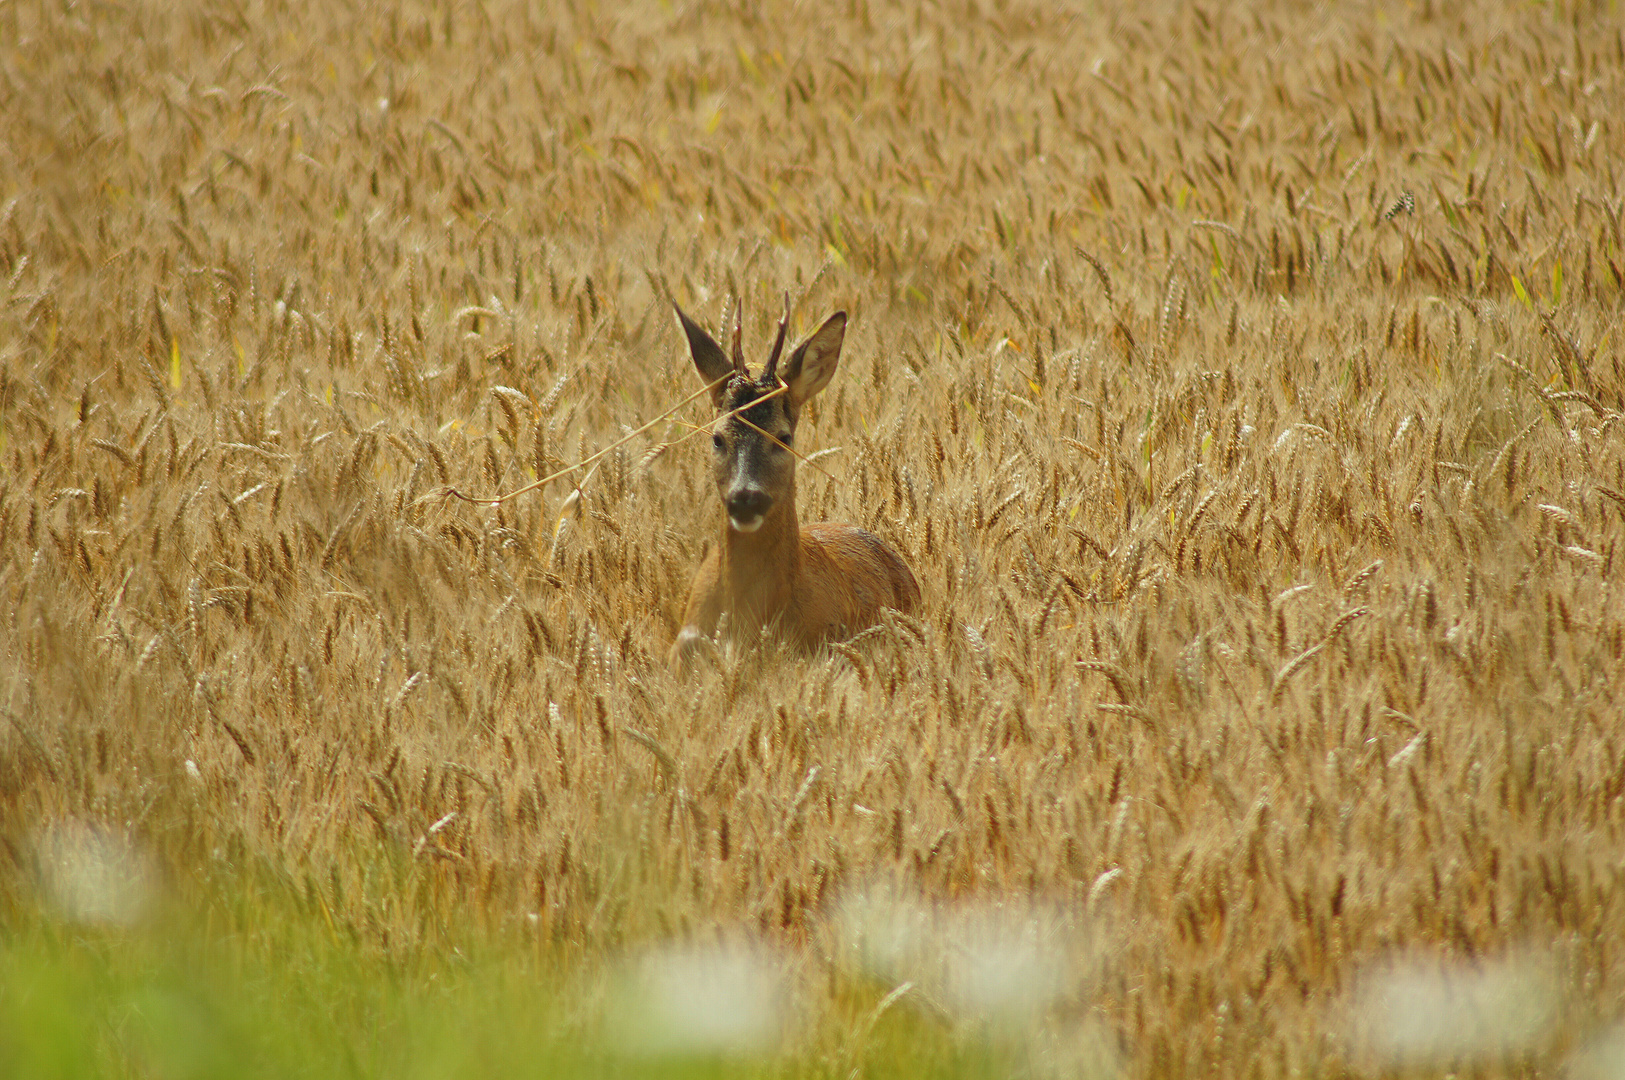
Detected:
[
  {"left": 7, "top": 871, "right": 593, "bottom": 1080},
  {"left": 2, "top": 865, "right": 1062, "bottom": 1080}
]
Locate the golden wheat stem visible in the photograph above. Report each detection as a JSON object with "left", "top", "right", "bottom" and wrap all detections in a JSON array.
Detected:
[{"left": 446, "top": 374, "right": 787, "bottom": 506}]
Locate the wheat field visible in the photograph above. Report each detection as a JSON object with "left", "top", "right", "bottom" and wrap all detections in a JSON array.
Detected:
[{"left": 3, "top": 0, "right": 1625, "bottom": 1075}]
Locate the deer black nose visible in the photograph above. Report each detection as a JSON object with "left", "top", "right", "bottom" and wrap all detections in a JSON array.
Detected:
[{"left": 726, "top": 488, "right": 774, "bottom": 520}]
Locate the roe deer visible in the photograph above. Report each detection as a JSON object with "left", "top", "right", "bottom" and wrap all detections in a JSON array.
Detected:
[{"left": 669, "top": 299, "right": 921, "bottom": 670}]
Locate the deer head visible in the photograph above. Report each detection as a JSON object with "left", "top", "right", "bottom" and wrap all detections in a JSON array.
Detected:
[{"left": 675, "top": 299, "right": 846, "bottom": 533}]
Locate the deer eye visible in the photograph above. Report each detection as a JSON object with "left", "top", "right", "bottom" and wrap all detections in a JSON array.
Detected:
[{"left": 711, "top": 432, "right": 725, "bottom": 450}]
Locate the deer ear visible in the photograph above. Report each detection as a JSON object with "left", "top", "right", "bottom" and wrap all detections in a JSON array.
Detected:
[
  {"left": 675, "top": 304, "right": 734, "bottom": 406},
  {"left": 780, "top": 311, "right": 846, "bottom": 405}
]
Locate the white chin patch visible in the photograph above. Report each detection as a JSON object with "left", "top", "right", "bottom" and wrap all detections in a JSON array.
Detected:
[{"left": 729, "top": 514, "right": 764, "bottom": 533}]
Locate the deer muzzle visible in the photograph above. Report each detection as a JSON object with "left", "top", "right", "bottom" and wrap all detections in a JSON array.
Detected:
[{"left": 726, "top": 488, "right": 774, "bottom": 533}]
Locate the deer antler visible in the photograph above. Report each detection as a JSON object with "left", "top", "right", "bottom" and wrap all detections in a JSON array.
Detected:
[
  {"left": 730, "top": 297, "right": 747, "bottom": 374},
  {"left": 764, "top": 292, "right": 791, "bottom": 382}
]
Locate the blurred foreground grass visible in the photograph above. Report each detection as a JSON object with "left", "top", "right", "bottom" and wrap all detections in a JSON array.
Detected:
[
  {"left": 4, "top": 877, "right": 564, "bottom": 1079},
  {"left": 1, "top": 859, "right": 1022, "bottom": 1080}
]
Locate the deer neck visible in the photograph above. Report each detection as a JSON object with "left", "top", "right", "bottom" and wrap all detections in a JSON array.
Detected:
[{"left": 719, "top": 488, "right": 801, "bottom": 617}]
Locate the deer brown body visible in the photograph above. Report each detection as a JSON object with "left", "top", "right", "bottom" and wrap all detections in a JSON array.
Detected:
[{"left": 670, "top": 301, "right": 920, "bottom": 670}]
